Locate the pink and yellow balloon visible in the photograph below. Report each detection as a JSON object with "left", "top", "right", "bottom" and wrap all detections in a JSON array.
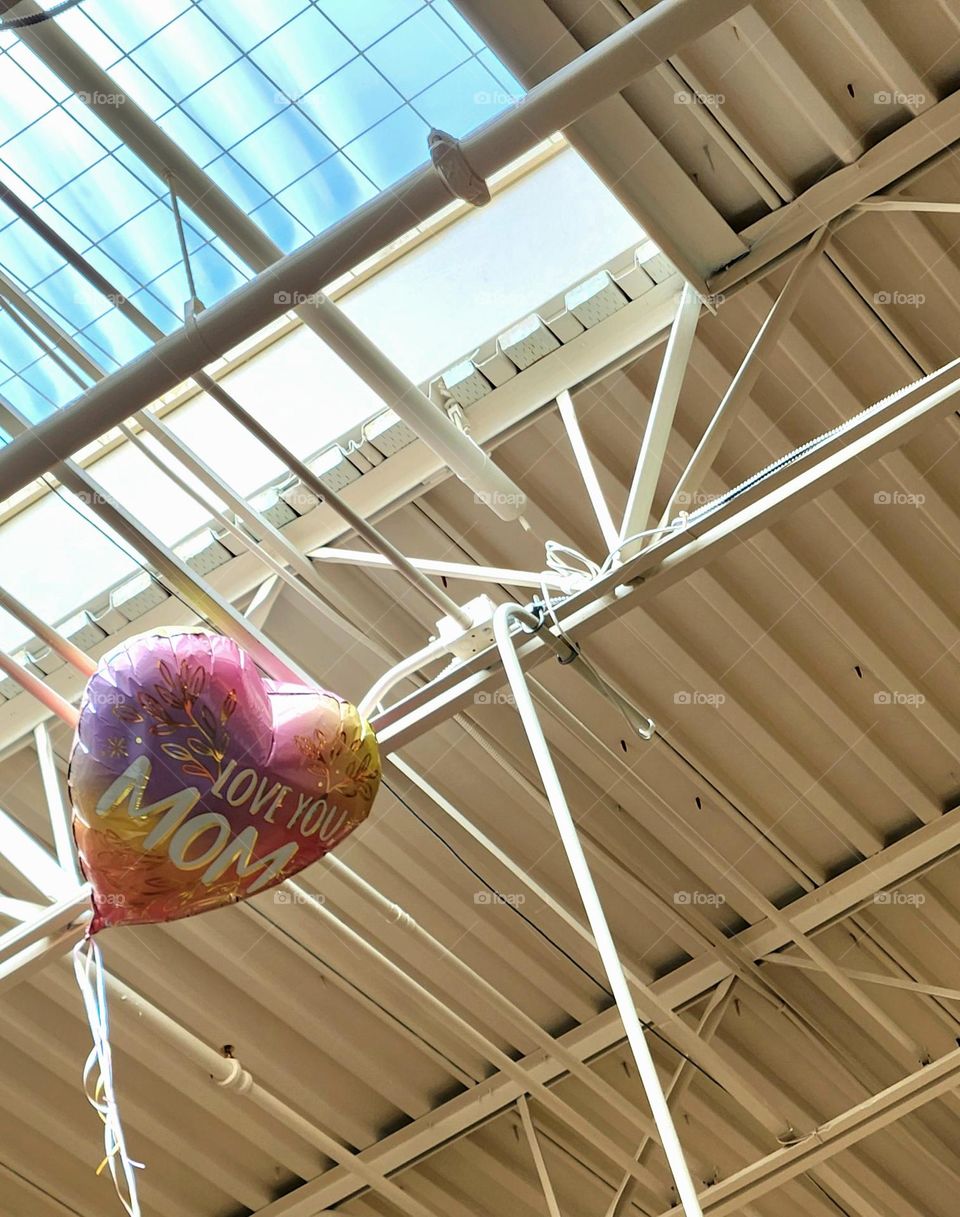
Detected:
[{"left": 69, "top": 631, "right": 381, "bottom": 932}]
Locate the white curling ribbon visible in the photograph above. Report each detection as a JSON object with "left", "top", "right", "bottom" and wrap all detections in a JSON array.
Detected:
[{"left": 73, "top": 938, "right": 144, "bottom": 1216}]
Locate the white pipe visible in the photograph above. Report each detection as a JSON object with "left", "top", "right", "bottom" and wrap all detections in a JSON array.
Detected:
[
  {"left": 306, "top": 296, "right": 527, "bottom": 522},
  {"left": 556, "top": 389, "right": 620, "bottom": 552},
  {"left": 492, "top": 601, "right": 705, "bottom": 1217},
  {"left": 94, "top": 968, "right": 444, "bottom": 1217},
  {"left": 358, "top": 636, "right": 451, "bottom": 719}
]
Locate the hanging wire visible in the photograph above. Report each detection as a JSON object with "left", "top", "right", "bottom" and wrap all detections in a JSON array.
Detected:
[{"left": 73, "top": 937, "right": 143, "bottom": 1217}]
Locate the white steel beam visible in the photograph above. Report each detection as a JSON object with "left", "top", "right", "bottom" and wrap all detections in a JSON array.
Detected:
[
  {"left": 308, "top": 547, "right": 566, "bottom": 590},
  {"left": 661, "top": 225, "right": 830, "bottom": 528},
  {"left": 517, "top": 1096, "right": 564, "bottom": 1217},
  {"left": 606, "top": 978, "right": 736, "bottom": 1217},
  {"left": 709, "top": 90, "right": 960, "bottom": 295},
  {"left": 250, "top": 795, "right": 960, "bottom": 1217},
  {"left": 619, "top": 281, "right": 701, "bottom": 554},
  {"left": 374, "top": 356, "right": 960, "bottom": 750},
  {"left": 556, "top": 389, "right": 621, "bottom": 552},
  {"left": 12, "top": 789, "right": 960, "bottom": 1217},
  {"left": 657, "top": 1045, "right": 960, "bottom": 1216},
  {"left": 0, "top": 274, "right": 680, "bottom": 752},
  {"left": 856, "top": 197, "right": 960, "bottom": 213}
]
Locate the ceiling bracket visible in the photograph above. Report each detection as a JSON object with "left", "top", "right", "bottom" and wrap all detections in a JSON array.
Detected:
[{"left": 428, "top": 128, "right": 491, "bottom": 207}]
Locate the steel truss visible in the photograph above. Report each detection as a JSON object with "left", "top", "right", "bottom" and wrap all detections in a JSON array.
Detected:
[{"left": 0, "top": 1, "right": 958, "bottom": 1214}]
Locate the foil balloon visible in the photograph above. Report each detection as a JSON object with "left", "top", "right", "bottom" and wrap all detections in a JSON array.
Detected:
[{"left": 69, "top": 630, "right": 381, "bottom": 933}]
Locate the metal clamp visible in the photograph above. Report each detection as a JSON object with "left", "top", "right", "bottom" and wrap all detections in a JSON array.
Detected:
[{"left": 428, "top": 128, "right": 491, "bottom": 207}]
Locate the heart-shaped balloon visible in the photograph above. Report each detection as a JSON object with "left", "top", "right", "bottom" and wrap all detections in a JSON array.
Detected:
[{"left": 69, "top": 630, "right": 381, "bottom": 933}]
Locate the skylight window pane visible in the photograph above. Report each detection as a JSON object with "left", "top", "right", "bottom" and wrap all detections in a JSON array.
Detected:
[
  {"left": 0, "top": 313, "right": 43, "bottom": 373},
  {"left": 366, "top": 8, "right": 470, "bottom": 98},
  {"left": 478, "top": 48, "right": 523, "bottom": 100},
  {"left": 156, "top": 108, "right": 222, "bottom": 168},
  {"left": 0, "top": 376, "right": 51, "bottom": 425},
  {"left": 275, "top": 153, "right": 377, "bottom": 234},
  {"left": 301, "top": 57, "right": 403, "bottom": 147},
  {"left": 198, "top": 0, "right": 310, "bottom": 53},
  {"left": 34, "top": 263, "right": 115, "bottom": 330},
  {"left": 133, "top": 8, "right": 240, "bottom": 102},
  {"left": 317, "top": 0, "right": 421, "bottom": 51},
  {"left": 416, "top": 58, "right": 515, "bottom": 138},
  {"left": 77, "top": 308, "right": 152, "bottom": 367},
  {"left": 181, "top": 59, "right": 287, "bottom": 147},
  {"left": 147, "top": 241, "right": 246, "bottom": 314},
  {"left": 126, "top": 285, "right": 181, "bottom": 334},
  {"left": 248, "top": 8, "right": 354, "bottom": 102},
  {"left": 48, "top": 157, "right": 155, "bottom": 245},
  {"left": 19, "top": 354, "right": 85, "bottom": 413},
  {"left": 78, "top": 246, "right": 141, "bottom": 299},
  {"left": 345, "top": 107, "right": 431, "bottom": 190},
  {"left": 76, "top": 0, "right": 192, "bottom": 58},
  {"left": 248, "top": 197, "right": 310, "bottom": 253},
  {"left": 0, "top": 53, "right": 56, "bottom": 128},
  {"left": 1, "top": 108, "right": 106, "bottom": 196},
  {"left": 231, "top": 111, "right": 335, "bottom": 196},
  {"left": 97, "top": 199, "right": 201, "bottom": 284},
  {"left": 0, "top": 161, "right": 40, "bottom": 207},
  {"left": 0, "top": 219, "right": 64, "bottom": 285},
  {"left": 107, "top": 56, "right": 175, "bottom": 119},
  {"left": 32, "top": 202, "right": 89, "bottom": 256},
  {"left": 204, "top": 152, "right": 271, "bottom": 210},
  {"left": 431, "top": 0, "right": 486, "bottom": 52}
]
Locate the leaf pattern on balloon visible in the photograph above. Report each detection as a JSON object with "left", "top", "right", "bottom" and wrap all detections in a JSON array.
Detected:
[
  {"left": 133, "top": 657, "right": 234, "bottom": 783},
  {"left": 294, "top": 714, "right": 380, "bottom": 803}
]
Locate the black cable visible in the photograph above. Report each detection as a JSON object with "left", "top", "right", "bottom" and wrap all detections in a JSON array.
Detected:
[
  {"left": 0, "top": 0, "right": 85, "bottom": 30},
  {"left": 385, "top": 776, "right": 730, "bottom": 1094}
]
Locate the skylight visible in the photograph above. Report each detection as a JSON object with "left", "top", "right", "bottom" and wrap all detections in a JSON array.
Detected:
[{"left": 0, "top": 0, "right": 523, "bottom": 423}]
